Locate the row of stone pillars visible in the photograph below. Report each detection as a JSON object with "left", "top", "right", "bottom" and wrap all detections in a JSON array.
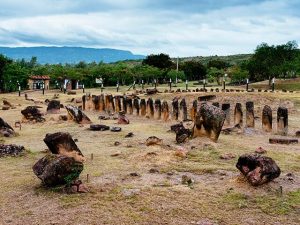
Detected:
[
  {"left": 216, "top": 101, "right": 288, "bottom": 135},
  {"left": 82, "top": 94, "right": 288, "bottom": 135}
]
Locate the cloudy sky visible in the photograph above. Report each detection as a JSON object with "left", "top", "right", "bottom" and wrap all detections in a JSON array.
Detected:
[{"left": 0, "top": 0, "right": 299, "bottom": 57}]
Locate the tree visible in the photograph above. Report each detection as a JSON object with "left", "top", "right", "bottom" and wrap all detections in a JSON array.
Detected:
[
  {"left": 142, "top": 53, "right": 173, "bottom": 70},
  {"left": 181, "top": 60, "right": 207, "bottom": 81},
  {"left": 247, "top": 41, "right": 299, "bottom": 83},
  {"left": 207, "top": 67, "right": 224, "bottom": 84},
  {"left": 229, "top": 66, "right": 249, "bottom": 84},
  {"left": 2, "top": 63, "right": 28, "bottom": 91},
  {"left": 166, "top": 69, "right": 185, "bottom": 81},
  {"left": 207, "top": 59, "right": 229, "bottom": 69},
  {"left": 0, "top": 54, "right": 12, "bottom": 92}
]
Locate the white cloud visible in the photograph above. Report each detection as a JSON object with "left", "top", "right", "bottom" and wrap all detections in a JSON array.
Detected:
[{"left": 0, "top": 0, "right": 299, "bottom": 56}]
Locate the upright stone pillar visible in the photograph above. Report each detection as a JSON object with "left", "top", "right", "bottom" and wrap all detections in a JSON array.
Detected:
[
  {"left": 190, "top": 100, "right": 197, "bottom": 121},
  {"left": 222, "top": 103, "right": 231, "bottom": 126},
  {"left": 122, "top": 96, "right": 127, "bottom": 114},
  {"left": 277, "top": 107, "right": 288, "bottom": 135},
  {"left": 99, "top": 94, "right": 105, "bottom": 112},
  {"left": 140, "top": 99, "right": 146, "bottom": 116},
  {"left": 133, "top": 98, "right": 140, "bottom": 116},
  {"left": 172, "top": 98, "right": 179, "bottom": 120},
  {"left": 146, "top": 98, "right": 154, "bottom": 118},
  {"left": 262, "top": 105, "right": 272, "bottom": 132},
  {"left": 82, "top": 95, "right": 86, "bottom": 111},
  {"left": 115, "top": 96, "right": 122, "bottom": 113},
  {"left": 92, "top": 95, "right": 100, "bottom": 110},
  {"left": 127, "top": 98, "right": 133, "bottom": 115},
  {"left": 162, "top": 100, "right": 169, "bottom": 122},
  {"left": 180, "top": 98, "right": 188, "bottom": 121},
  {"left": 234, "top": 103, "right": 243, "bottom": 127},
  {"left": 246, "top": 101, "right": 255, "bottom": 127},
  {"left": 154, "top": 99, "right": 162, "bottom": 120}
]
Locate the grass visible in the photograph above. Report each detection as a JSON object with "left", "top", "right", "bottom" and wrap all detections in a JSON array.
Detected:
[{"left": 248, "top": 78, "right": 300, "bottom": 91}]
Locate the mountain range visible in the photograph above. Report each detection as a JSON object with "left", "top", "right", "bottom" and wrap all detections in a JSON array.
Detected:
[{"left": 0, "top": 46, "right": 145, "bottom": 64}]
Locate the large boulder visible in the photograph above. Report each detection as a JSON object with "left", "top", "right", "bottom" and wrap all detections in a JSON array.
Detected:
[
  {"left": 47, "top": 100, "right": 61, "bottom": 114},
  {"left": 236, "top": 154, "right": 281, "bottom": 186},
  {"left": 43, "top": 132, "right": 85, "bottom": 162},
  {"left": 192, "top": 103, "right": 225, "bottom": 142},
  {"left": 65, "top": 105, "right": 91, "bottom": 124},
  {"left": 33, "top": 154, "right": 83, "bottom": 186},
  {"left": 0, "top": 117, "right": 15, "bottom": 137},
  {"left": 21, "top": 106, "right": 45, "bottom": 122}
]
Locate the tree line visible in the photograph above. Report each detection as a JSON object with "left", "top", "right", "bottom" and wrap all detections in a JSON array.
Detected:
[{"left": 0, "top": 41, "right": 299, "bottom": 92}]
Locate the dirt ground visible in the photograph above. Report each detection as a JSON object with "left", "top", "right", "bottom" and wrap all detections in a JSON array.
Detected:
[{"left": 0, "top": 86, "right": 299, "bottom": 225}]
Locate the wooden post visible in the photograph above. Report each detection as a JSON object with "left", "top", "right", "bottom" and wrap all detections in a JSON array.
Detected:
[
  {"left": 277, "top": 107, "right": 288, "bottom": 135},
  {"left": 162, "top": 100, "right": 169, "bottom": 122},
  {"left": 133, "top": 98, "right": 140, "bottom": 116},
  {"left": 234, "top": 103, "right": 243, "bottom": 127},
  {"left": 180, "top": 98, "right": 188, "bottom": 121},
  {"left": 222, "top": 103, "right": 231, "bottom": 126},
  {"left": 246, "top": 101, "right": 255, "bottom": 128},
  {"left": 190, "top": 100, "right": 197, "bottom": 121},
  {"left": 154, "top": 99, "right": 162, "bottom": 120},
  {"left": 262, "top": 105, "right": 272, "bottom": 132},
  {"left": 140, "top": 99, "right": 146, "bottom": 116},
  {"left": 172, "top": 98, "right": 179, "bottom": 120}
]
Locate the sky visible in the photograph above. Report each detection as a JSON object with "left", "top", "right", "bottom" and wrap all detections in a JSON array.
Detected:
[{"left": 0, "top": 0, "right": 299, "bottom": 57}]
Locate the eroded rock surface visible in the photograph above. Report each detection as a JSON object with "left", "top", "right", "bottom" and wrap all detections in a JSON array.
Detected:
[{"left": 236, "top": 154, "right": 281, "bottom": 186}]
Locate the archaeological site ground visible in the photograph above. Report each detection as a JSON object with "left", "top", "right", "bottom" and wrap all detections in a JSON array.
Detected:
[{"left": 0, "top": 84, "right": 299, "bottom": 225}]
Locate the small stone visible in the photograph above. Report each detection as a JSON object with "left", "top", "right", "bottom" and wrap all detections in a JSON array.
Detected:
[
  {"left": 146, "top": 136, "right": 163, "bottom": 146},
  {"left": 98, "top": 115, "right": 110, "bottom": 120},
  {"left": 77, "top": 183, "right": 89, "bottom": 193},
  {"left": 118, "top": 111, "right": 130, "bottom": 124},
  {"left": 130, "top": 172, "right": 140, "bottom": 177},
  {"left": 149, "top": 168, "right": 159, "bottom": 173},
  {"left": 2, "top": 106, "right": 10, "bottom": 110},
  {"left": 146, "top": 152, "right": 157, "bottom": 156},
  {"left": 111, "top": 152, "right": 121, "bottom": 157},
  {"left": 122, "top": 188, "right": 140, "bottom": 197},
  {"left": 114, "top": 141, "right": 121, "bottom": 146},
  {"left": 181, "top": 175, "right": 194, "bottom": 185},
  {"left": 125, "top": 132, "right": 134, "bottom": 138},
  {"left": 174, "top": 148, "right": 188, "bottom": 158},
  {"left": 220, "top": 153, "right": 236, "bottom": 160},
  {"left": 110, "top": 127, "right": 121, "bottom": 132},
  {"left": 90, "top": 124, "right": 110, "bottom": 131},
  {"left": 255, "top": 147, "right": 267, "bottom": 154}
]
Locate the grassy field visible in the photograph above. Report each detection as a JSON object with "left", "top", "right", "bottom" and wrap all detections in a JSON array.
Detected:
[
  {"left": 0, "top": 85, "right": 299, "bottom": 225},
  {"left": 247, "top": 78, "right": 300, "bottom": 91}
]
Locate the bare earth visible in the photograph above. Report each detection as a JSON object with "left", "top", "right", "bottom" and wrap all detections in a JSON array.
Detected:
[{"left": 0, "top": 86, "right": 299, "bottom": 225}]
